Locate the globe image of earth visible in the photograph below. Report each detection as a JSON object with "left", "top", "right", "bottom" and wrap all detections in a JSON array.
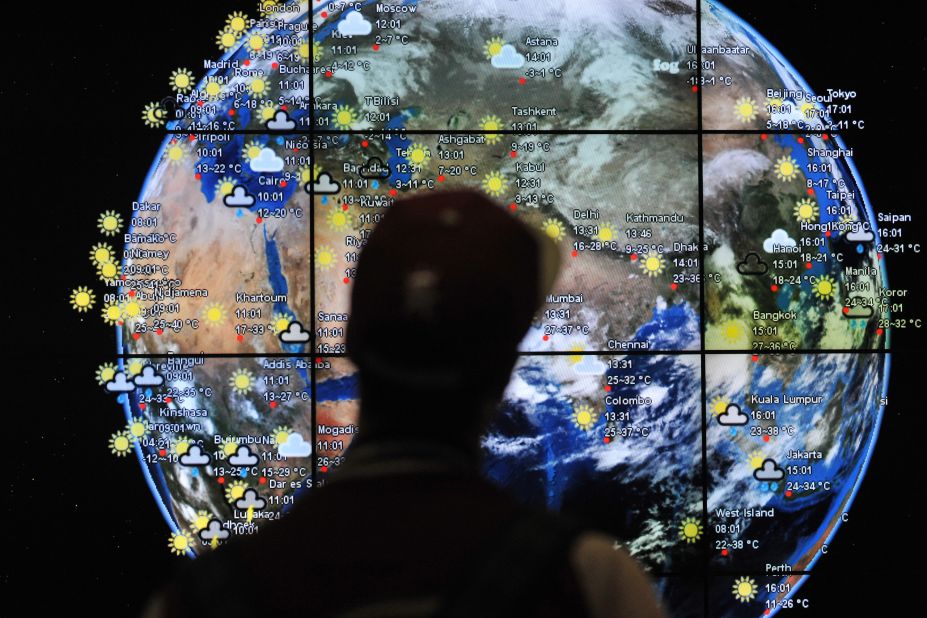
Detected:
[{"left": 107, "top": 1, "right": 888, "bottom": 616}]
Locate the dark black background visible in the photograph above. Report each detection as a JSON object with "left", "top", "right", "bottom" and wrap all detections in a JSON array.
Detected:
[{"left": 7, "top": 1, "right": 923, "bottom": 614}]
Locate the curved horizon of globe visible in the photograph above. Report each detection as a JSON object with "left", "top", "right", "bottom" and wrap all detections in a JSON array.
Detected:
[{"left": 105, "top": 2, "right": 888, "bottom": 616}]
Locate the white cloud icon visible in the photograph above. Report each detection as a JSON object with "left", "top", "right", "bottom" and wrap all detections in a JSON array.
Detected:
[
  {"left": 250, "top": 148, "right": 284, "bottom": 173},
  {"left": 763, "top": 228, "right": 796, "bottom": 253},
  {"left": 338, "top": 11, "right": 372, "bottom": 36},
  {"left": 491, "top": 44, "right": 525, "bottom": 69}
]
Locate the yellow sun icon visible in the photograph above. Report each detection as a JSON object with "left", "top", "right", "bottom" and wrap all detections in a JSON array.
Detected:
[
  {"left": 296, "top": 37, "right": 310, "bottom": 63},
  {"left": 482, "top": 171, "right": 507, "bottom": 197},
  {"left": 230, "top": 368, "right": 255, "bottom": 394},
  {"left": 313, "top": 41, "right": 323, "bottom": 62},
  {"left": 799, "top": 101, "right": 817, "bottom": 119},
  {"left": 765, "top": 96, "right": 785, "bottom": 114},
  {"left": 273, "top": 425, "right": 292, "bottom": 445},
  {"left": 332, "top": 105, "right": 358, "bottom": 130},
  {"left": 246, "top": 33, "right": 266, "bottom": 52},
  {"left": 406, "top": 142, "right": 431, "bottom": 167},
  {"left": 773, "top": 156, "right": 799, "bottom": 181},
  {"left": 121, "top": 299, "right": 144, "bottom": 321},
  {"left": 483, "top": 37, "right": 506, "bottom": 59},
  {"left": 710, "top": 396, "right": 730, "bottom": 416},
  {"left": 225, "top": 480, "right": 248, "bottom": 503},
  {"left": 109, "top": 431, "right": 133, "bottom": 457},
  {"left": 249, "top": 77, "right": 268, "bottom": 96},
  {"left": 678, "top": 517, "right": 703, "bottom": 543},
  {"left": 168, "top": 530, "right": 195, "bottom": 556},
  {"left": 242, "top": 140, "right": 265, "bottom": 162},
  {"left": 96, "top": 363, "right": 117, "bottom": 385},
  {"left": 126, "top": 417, "right": 149, "bottom": 440},
  {"left": 226, "top": 11, "right": 249, "bottom": 34},
  {"left": 299, "top": 163, "right": 321, "bottom": 185},
  {"left": 221, "top": 438, "right": 240, "bottom": 458},
  {"left": 732, "top": 577, "right": 758, "bottom": 603},
  {"left": 315, "top": 245, "right": 337, "bottom": 270},
  {"left": 141, "top": 102, "right": 167, "bottom": 128},
  {"left": 193, "top": 510, "right": 211, "bottom": 532},
  {"left": 203, "top": 303, "right": 225, "bottom": 325},
  {"left": 812, "top": 275, "right": 837, "bottom": 300},
  {"left": 541, "top": 218, "right": 565, "bottom": 242},
  {"left": 101, "top": 302, "right": 122, "bottom": 325},
  {"left": 172, "top": 436, "right": 192, "bottom": 456},
  {"left": 793, "top": 198, "right": 819, "bottom": 223},
  {"left": 216, "top": 28, "right": 239, "bottom": 50},
  {"left": 97, "top": 260, "right": 121, "bottom": 282},
  {"left": 215, "top": 176, "right": 236, "bottom": 197},
  {"left": 327, "top": 207, "right": 350, "bottom": 231},
  {"left": 97, "top": 211, "right": 123, "bottom": 236},
  {"left": 748, "top": 451, "right": 765, "bottom": 470},
  {"left": 734, "top": 97, "right": 757, "bottom": 122},
  {"left": 595, "top": 223, "right": 616, "bottom": 242},
  {"left": 70, "top": 286, "right": 95, "bottom": 312},
  {"left": 169, "top": 68, "right": 194, "bottom": 93},
  {"left": 90, "top": 243, "right": 115, "bottom": 265},
  {"left": 272, "top": 312, "right": 293, "bottom": 334},
  {"left": 165, "top": 142, "right": 186, "bottom": 164},
  {"left": 204, "top": 78, "right": 223, "bottom": 100},
  {"left": 480, "top": 115, "right": 503, "bottom": 143},
  {"left": 719, "top": 320, "right": 749, "bottom": 346},
  {"left": 639, "top": 251, "right": 666, "bottom": 277},
  {"left": 125, "top": 358, "right": 146, "bottom": 377},
  {"left": 259, "top": 0, "right": 279, "bottom": 17},
  {"left": 257, "top": 102, "right": 277, "bottom": 123},
  {"left": 572, "top": 404, "right": 599, "bottom": 431},
  {"left": 567, "top": 343, "right": 585, "bottom": 365}
]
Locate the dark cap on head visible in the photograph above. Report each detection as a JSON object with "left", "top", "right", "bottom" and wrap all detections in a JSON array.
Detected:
[{"left": 346, "top": 190, "right": 560, "bottom": 391}]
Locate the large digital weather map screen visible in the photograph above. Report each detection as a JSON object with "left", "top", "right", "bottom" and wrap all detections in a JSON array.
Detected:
[{"left": 66, "top": 1, "right": 900, "bottom": 615}]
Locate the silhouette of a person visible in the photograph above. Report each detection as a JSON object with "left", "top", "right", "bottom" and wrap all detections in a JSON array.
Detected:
[{"left": 145, "top": 190, "right": 665, "bottom": 618}]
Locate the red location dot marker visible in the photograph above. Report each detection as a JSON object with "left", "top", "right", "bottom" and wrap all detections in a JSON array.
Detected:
[
  {"left": 670, "top": 283, "right": 678, "bottom": 291},
  {"left": 129, "top": 290, "right": 136, "bottom": 297},
  {"left": 372, "top": 44, "right": 380, "bottom": 51},
  {"left": 243, "top": 59, "right": 250, "bottom": 66},
  {"left": 159, "top": 449, "right": 166, "bottom": 457},
  {"left": 256, "top": 217, "right": 263, "bottom": 224},
  {"left": 805, "top": 262, "right": 812, "bottom": 269},
  {"left": 843, "top": 306, "right": 850, "bottom": 315},
  {"left": 165, "top": 397, "right": 173, "bottom": 404},
  {"left": 361, "top": 140, "right": 369, "bottom": 148},
  {"left": 691, "top": 85, "right": 698, "bottom": 92},
  {"left": 785, "top": 490, "right": 793, "bottom": 497},
  {"left": 218, "top": 476, "right": 225, "bottom": 484},
  {"left": 518, "top": 77, "right": 527, "bottom": 85},
  {"left": 770, "top": 284, "right": 779, "bottom": 292},
  {"left": 197, "top": 100, "right": 204, "bottom": 107},
  {"left": 156, "top": 328, "right": 164, "bottom": 336},
  {"left": 797, "top": 137, "right": 805, "bottom": 144},
  {"left": 571, "top": 250, "right": 578, "bottom": 258},
  {"left": 437, "top": 175, "right": 446, "bottom": 182},
  {"left": 236, "top": 334, "right": 244, "bottom": 342},
  {"left": 825, "top": 230, "right": 831, "bottom": 237},
  {"left": 343, "top": 277, "right": 350, "bottom": 284},
  {"left": 389, "top": 188, "right": 398, "bottom": 196},
  {"left": 630, "top": 253, "right": 638, "bottom": 261},
  {"left": 721, "top": 548, "right": 729, "bottom": 556},
  {"left": 117, "top": 320, "right": 124, "bottom": 326},
  {"left": 188, "top": 134, "right": 196, "bottom": 142},
  {"left": 604, "top": 385, "right": 612, "bottom": 392},
  {"left": 259, "top": 476, "right": 267, "bottom": 484},
  {"left": 764, "top": 610, "right": 771, "bottom": 616},
  {"left": 269, "top": 401, "right": 277, "bottom": 409},
  {"left": 603, "top": 436, "right": 611, "bottom": 444},
  {"left": 822, "top": 134, "right": 829, "bottom": 141},
  {"left": 320, "top": 466, "right": 329, "bottom": 473},
  {"left": 272, "top": 62, "right": 279, "bottom": 70},
  {"left": 315, "top": 357, "right": 322, "bottom": 364},
  {"left": 510, "top": 150, "right": 517, "bottom": 158},
  {"left": 280, "top": 180, "right": 287, "bottom": 188},
  {"left": 194, "top": 173, "right": 202, "bottom": 180},
  {"left": 509, "top": 203, "right": 517, "bottom": 211},
  {"left": 542, "top": 335, "right": 549, "bottom": 341},
  {"left": 760, "top": 134, "right": 767, "bottom": 141},
  {"left": 228, "top": 109, "right": 235, "bottom": 116},
  {"left": 763, "top": 435, "right": 770, "bottom": 443},
  {"left": 341, "top": 204, "right": 349, "bottom": 211},
  {"left": 325, "top": 70, "right": 333, "bottom": 78},
  {"left": 281, "top": 105, "right": 287, "bottom": 111},
  {"left": 139, "top": 403, "right": 146, "bottom": 410},
  {"left": 876, "top": 328, "right": 884, "bottom": 336},
  {"left": 751, "top": 354, "right": 759, "bottom": 362},
  {"left": 807, "top": 188, "right": 814, "bottom": 195},
  {"left": 320, "top": 11, "right": 328, "bottom": 18},
  {"left": 133, "top": 333, "right": 140, "bottom": 340}
]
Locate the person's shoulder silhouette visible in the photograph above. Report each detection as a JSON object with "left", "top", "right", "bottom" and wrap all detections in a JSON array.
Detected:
[{"left": 145, "top": 191, "right": 665, "bottom": 618}]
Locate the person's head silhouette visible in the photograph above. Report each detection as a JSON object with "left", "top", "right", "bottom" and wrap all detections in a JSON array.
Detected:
[{"left": 345, "top": 190, "right": 560, "bottom": 453}]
